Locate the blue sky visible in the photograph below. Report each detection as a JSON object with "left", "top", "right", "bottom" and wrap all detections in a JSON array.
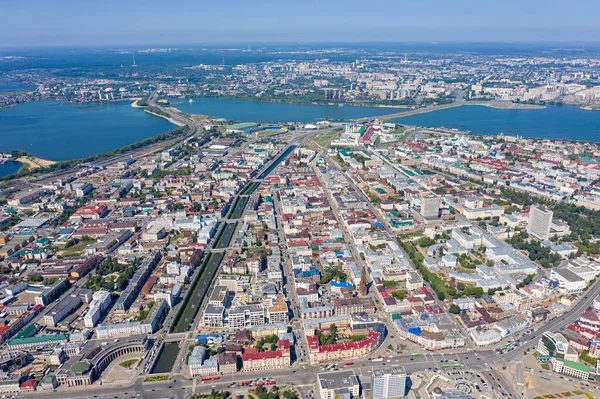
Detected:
[{"left": 1, "top": 0, "right": 599, "bottom": 46}]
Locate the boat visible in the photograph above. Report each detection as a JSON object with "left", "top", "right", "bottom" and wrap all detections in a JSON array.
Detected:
[{"left": 189, "top": 99, "right": 194, "bottom": 103}]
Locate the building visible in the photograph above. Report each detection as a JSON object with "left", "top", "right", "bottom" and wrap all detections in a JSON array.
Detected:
[
  {"left": 43, "top": 295, "right": 82, "bottom": 327},
  {"left": 420, "top": 194, "right": 440, "bottom": 219},
  {"left": 527, "top": 205, "right": 553, "bottom": 240},
  {"left": 551, "top": 359, "right": 590, "bottom": 380},
  {"left": 371, "top": 368, "right": 407, "bottom": 399},
  {"left": 241, "top": 350, "right": 290, "bottom": 371},
  {"left": 317, "top": 370, "right": 360, "bottom": 399},
  {"left": 83, "top": 290, "right": 112, "bottom": 328},
  {"left": 537, "top": 332, "right": 578, "bottom": 361},
  {"left": 188, "top": 346, "right": 208, "bottom": 377},
  {"left": 95, "top": 322, "right": 151, "bottom": 339}
]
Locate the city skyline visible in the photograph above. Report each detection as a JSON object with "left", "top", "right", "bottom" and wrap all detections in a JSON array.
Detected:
[{"left": 2, "top": 0, "right": 600, "bottom": 47}]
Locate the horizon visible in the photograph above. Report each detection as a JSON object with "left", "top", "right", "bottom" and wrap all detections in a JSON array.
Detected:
[{"left": 2, "top": 0, "right": 600, "bottom": 47}]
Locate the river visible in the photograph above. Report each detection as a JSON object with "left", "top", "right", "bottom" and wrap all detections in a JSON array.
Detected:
[
  {"left": 392, "top": 104, "right": 600, "bottom": 142},
  {"left": 0, "top": 100, "right": 175, "bottom": 162},
  {"left": 175, "top": 97, "right": 400, "bottom": 122}
]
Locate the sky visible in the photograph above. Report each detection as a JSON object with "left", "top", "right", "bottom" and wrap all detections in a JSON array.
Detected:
[{"left": 1, "top": 0, "right": 599, "bottom": 47}]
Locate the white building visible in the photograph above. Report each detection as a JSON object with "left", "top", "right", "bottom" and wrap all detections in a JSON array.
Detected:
[{"left": 527, "top": 205, "right": 553, "bottom": 240}]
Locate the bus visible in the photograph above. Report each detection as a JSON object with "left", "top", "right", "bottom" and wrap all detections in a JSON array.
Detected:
[
  {"left": 241, "top": 381, "right": 252, "bottom": 386},
  {"left": 410, "top": 353, "right": 420, "bottom": 358},
  {"left": 440, "top": 365, "right": 450, "bottom": 369},
  {"left": 201, "top": 377, "right": 212, "bottom": 382},
  {"left": 344, "top": 362, "right": 354, "bottom": 366},
  {"left": 453, "top": 364, "right": 461, "bottom": 368},
  {"left": 266, "top": 381, "right": 276, "bottom": 386}
]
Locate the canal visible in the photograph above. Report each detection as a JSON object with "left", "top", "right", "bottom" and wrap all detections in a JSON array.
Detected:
[
  {"left": 169, "top": 145, "right": 296, "bottom": 334},
  {"left": 258, "top": 145, "right": 296, "bottom": 179},
  {"left": 150, "top": 342, "right": 180, "bottom": 374}
]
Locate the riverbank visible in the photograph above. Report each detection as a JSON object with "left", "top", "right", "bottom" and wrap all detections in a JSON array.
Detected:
[
  {"left": 144, "top": 109, "right": 184, "bottom": 127},
  {"left": 582, "top": 105, "right": 600, "bottom": 111},
  {"left": 378, "top": 100, "right": 545, "bottom": 121},
  {"left": 129, "top": 98, "right": 144, "bottom": 108},
  {"left": 16, "top": 156, "right": 56, "bottom": 170}
]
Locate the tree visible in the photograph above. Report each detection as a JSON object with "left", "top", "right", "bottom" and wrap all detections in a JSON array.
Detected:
[
  {"left": 27, "top": 274, "right": 43, "bottom": 283},
  {"left": 448, "top": 304, "right": 461, "bottom": 314}
]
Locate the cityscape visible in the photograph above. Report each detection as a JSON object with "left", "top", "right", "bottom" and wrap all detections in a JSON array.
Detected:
[{"left": 1, "top": 2, "right": 600, "bottom": 399}]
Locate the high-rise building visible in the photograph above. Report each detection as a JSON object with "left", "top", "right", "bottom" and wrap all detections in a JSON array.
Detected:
[
  {"left": 420, "top": 194, "right": 440, "bottom": 219},
  {"left": 371, "top": 368, "right": 407, "bottom": 399},
  {"left": 527, "top": 204, "right": 553, "bottom": 240}
]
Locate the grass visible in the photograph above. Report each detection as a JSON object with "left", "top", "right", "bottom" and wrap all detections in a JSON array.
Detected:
[
  {"left": 541, "top": 363, "right": 550, "bottom": 370},
  {"left": 119, "top": 359, "right": 139, "bottom": 368},
  {"left": 145, "top": 375, "right": 169, "bottom": 382},
  {"left": 257, "top": 129, "right": 285, "bottom": 136},
  {"left": 60, "top": 238, "right": 97, "bottom": 256},
  {"left": 312, "top": 131, "right": 337, "bottom": 147}
]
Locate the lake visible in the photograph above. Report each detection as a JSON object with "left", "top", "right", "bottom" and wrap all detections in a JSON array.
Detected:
[
  {"left": 393, "top": 104, "right": 600, "bottom": 142},
  {"left": 175, "top": 97, "right": 400, "bottom": 122},
  {"left": 0, "top": 100, "right": 175, "bottom": 161},
  {"left": 0, "top": 161, "right": 24, "bottom": 177}
]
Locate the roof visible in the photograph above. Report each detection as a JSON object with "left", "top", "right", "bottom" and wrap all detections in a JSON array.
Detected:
[
  {"left": 226, "top": 122, "right": 257, "bottom": 130},
  {"left": 8, "top": 334, "right": 68, "bottom": 347},
  {"left": 561, "top": 359, "right": 590, "bottom": 373},
  {"left": 242, "top": 350, "right": 284, "bottom": 361}
]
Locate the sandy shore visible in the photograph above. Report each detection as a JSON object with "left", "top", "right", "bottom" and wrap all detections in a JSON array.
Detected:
[
  {"left": 16, "top": 156, "right": 56, "bottom": 170},
  {"left": 130, "top": 98, "right": 144, "bottom": 108},
  {"left": 582, "top": 105, "right": 600, "bottom": 111},
  {"left": 144, "top": 109, "right": 184, "bottom": 127}
]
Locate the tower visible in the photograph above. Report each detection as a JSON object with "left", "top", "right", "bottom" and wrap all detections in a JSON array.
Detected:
[
  {"left": 359, "top": 266, "right": 368, "bottom": 296},
  {"left": 527, "top": 204, "right": 553, "bottom": 240}
]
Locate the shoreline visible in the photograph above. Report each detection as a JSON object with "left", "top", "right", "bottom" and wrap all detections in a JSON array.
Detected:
[
  {"left": 130, "top": 98, "right": 144, "bottom": 109},
  {"left": 144, "top": 109, "right": 184, "bottom": 127},
  {"left": 16, "top": 156, "right": 56, "bottom": 170},
  {"left": 581, "top": 105, "right": 600, "bottom": 112},
  {"left": 377, "top": 101, "right": 546, "bottom": 121}
]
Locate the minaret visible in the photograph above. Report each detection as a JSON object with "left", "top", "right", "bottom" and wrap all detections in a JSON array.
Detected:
[{"left": 359, "top": 266, "right": 368, "bottom": 296}]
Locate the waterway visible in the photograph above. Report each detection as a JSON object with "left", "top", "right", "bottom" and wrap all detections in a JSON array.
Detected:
[
  {"left": 151, "top": 342, "right": 180, "bottom": 374},
  {"left": 0, "top": 100, "right": 175, "bottom": 161},
  {"left": 393, "top": 104, "right": 600, "bottom": 142},
  {"left": 0, "top": 161, "right": 24, "bottom": 177},
  {"left": 175, "top": 98, "right": 399, "bottom": 122}
]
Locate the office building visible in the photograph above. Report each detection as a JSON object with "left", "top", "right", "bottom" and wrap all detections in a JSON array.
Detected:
[
  {"left": 420, "top": 194, "right": 440, "bottom": 219},
  {"left": 527, "top": 205, "right": 553, "bottom": 240},
  {"left": 371, "top": 368, "right": 407, "bottom": 399},
  {"left": 317, "top": 370, "right": 360, "bottom": 399}
]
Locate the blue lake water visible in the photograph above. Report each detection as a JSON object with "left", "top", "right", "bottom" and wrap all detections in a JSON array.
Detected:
[
  {"left": 0, "top": 100, "right": 175, "bottom": 161},
  {"left": 0, "top": 161, "right": 24, "bottom": 177},
  {"left": 393, "top": 104, "right": 600, "bottom": 142},
  {"left": 175, "top": 97, "right": 400, "bottom": 122}
]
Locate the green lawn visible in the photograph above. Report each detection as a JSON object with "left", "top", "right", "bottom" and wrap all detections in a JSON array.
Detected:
[
  {"left": 313, "top": 131, "right": 337, "bottom": 147},
  {"left": 145, "top": 375, "right": 168, "bottom": 382},
  {"left": 119, "top": 359, "right": 138, "bottom": 368},
  {"left": 60, "top": 238, "right": 97, "bottom": 256}
]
